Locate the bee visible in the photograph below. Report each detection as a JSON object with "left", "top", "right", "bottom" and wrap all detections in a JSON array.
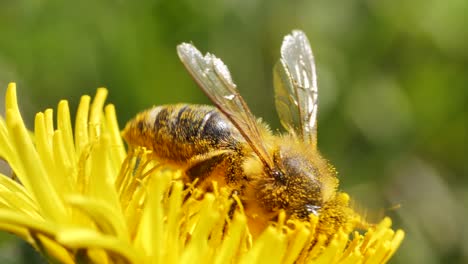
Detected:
[{"left": 123, "top": 30, "right": 353, "bottom": 235}]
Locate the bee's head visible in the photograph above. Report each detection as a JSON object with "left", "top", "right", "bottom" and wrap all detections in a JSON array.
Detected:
[{"left": 248, "top": 140, "right": 339, "bottom": 219}]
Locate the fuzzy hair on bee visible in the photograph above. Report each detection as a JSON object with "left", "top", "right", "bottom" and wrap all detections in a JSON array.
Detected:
[{"left": 123, "top": 30, "right": 356, "bottom": 236}]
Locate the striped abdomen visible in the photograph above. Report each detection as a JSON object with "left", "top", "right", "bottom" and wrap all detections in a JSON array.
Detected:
[{"left": 122, "top": 104, "right": 243, "bottom": 163}]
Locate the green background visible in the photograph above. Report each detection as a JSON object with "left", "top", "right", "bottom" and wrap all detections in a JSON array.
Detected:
[{"left": 0, "top": 0, "right": 467, "bottom": 263}]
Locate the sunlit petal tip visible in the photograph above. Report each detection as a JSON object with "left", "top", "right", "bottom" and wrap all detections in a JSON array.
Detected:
[{"left": 5, "top": 83, "right": 19, "bottom": 115}]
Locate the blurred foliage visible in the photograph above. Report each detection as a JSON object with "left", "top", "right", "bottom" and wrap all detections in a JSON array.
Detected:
[{"left": 0, "top": 0, "right": 467, "bottom": 263}]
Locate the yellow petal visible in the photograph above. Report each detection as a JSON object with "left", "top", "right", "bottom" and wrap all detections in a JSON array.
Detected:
[
  {"left": 57, "top": 100, "right": 77, "bottom": 164},
  {"left": 7, "top": 109, "right": 66, "bottom": 222},
  {"left": 57, "top": 229, "right": 140, "bottom": 264},
  {"left": 74, "top": 95, "right": 91, "bottom": 156},
  {"left": 104, "top": 104, "right": 126, "bottom": 167},
  {"left": 66, "top": 194, "right": 129, "bottom": 241}
]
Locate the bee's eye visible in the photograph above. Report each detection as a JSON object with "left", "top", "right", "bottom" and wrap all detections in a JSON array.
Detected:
[
  {"left": 272, "top": 169, "right": 286, "bottom": 184},
  {"left": 305, "top": 204, "right": 320, "bottom": 216}
]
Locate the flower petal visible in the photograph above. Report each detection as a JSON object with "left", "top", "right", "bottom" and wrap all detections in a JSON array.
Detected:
[
  {"left": 66, "top": 194, "right": 129, "bottom": 241},
  {"left": 56, "top": 228, "right": 140, "bottom": 263},
  {"left": 6, "top": 109, "right": 66, "bottom": 221},
  {"left": 57, "top": 100, "right": 77, "bottom": 164}
]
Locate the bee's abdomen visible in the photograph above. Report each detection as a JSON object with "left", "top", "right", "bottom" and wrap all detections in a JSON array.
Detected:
[{"left": 123, "top": 104, "right": 242, "bottom": 163}]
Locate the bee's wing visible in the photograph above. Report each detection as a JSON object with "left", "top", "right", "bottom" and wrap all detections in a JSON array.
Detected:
[
  {"left": 177, "top": 43, "right": 274, "bottom": 170},
  {"left": 273, "top": 30, "right": 318, "bottom": 148}
]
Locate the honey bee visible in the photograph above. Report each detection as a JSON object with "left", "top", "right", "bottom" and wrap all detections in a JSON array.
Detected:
[{"left": 123, "top": 30, "right": 353, "bottom": 235}]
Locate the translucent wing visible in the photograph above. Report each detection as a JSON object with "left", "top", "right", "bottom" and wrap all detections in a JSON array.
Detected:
[
  {"left": 177, "top": 43, "right": 274, "bottom": 170},
  {"left": 273, "top": 30, "right": 318, "bottom": 148}
]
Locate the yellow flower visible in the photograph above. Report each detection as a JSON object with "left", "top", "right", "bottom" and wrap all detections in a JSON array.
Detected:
[{"left": 0, "top": 83, "right": 404, "bottom": 263}]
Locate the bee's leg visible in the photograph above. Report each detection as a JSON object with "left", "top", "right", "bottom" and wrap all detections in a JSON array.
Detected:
[
  {"left": 185, "top": 150, "right": 232, "bottom": 189},
  {"left": 227, "top": 189, "right": 241, "bottom": 218},
  {"left": 186, "top": 150, "right": 245, "bottom": 216}
]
